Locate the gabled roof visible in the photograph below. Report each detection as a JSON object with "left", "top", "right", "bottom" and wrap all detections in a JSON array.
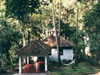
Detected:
[
  {"left": 43, "top": 35, "right": 74, "bottom": 48},
  {"left": 16, "top": 40, "right": 51, "bottom": 56}
]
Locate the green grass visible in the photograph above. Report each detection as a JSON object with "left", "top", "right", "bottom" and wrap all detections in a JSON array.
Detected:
[{"left": 48, "top": 62, "right": 100, "bottom": 75}]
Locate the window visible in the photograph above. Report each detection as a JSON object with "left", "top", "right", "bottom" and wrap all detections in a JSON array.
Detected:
[{"left": 60, "top": 49, "right": 63, "bottom": 55}]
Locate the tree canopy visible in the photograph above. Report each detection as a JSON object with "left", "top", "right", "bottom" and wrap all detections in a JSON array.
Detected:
[
  {"left": 5, "top": 0, "right": 40, "bottom": 21},
  {"left": 83, "top": 2, "right": 100, "bottom": 61}
]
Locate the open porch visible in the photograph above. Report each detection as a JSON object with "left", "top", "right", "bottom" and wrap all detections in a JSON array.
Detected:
[{"left": 16, "top": 40, "right": 51, "bottom": 74}]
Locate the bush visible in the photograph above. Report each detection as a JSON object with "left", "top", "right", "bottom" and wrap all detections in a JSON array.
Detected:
[{"left": 0, "top": 68, "right": 7, "bottom": 73}]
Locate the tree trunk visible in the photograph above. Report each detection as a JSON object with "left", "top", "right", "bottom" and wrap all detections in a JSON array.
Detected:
[
  {"left": 19, "top": 20, "right": 26, "bottom": 47},
  {"left": 28, "top": 31, "right": 31, "bottom": 43},
  {"left": 75, "top": 3, "right": 79, "bottom": 66},
  {"left": 19, "top": 20, "right": 26, "bottom": 64},
  {"left": 58, "top": 0, "right": 62, "bottom": 66},
  {"left": 22, "top": 32, "right": 26, "bottom": 46},
  {"left": 76, "top": 4, "right": 79, "bottom": 35},
  {"left": 52, "top": 1, "right": 61, "bottom": 66}
]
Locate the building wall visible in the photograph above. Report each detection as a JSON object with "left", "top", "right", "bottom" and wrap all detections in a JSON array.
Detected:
[
  {"left": 49, "top": 48, "right": 58, "bottom": 62},
  {"left": 61, "top": 49, "right": 73, "bottom": 61},
  {"left": 49, "top": 48, "right": 73, "bottom": 63}
]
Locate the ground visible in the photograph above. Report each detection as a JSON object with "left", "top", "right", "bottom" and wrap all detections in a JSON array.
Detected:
[
  {"left": 1, "top": 62, "right": 100, "bottom": 75},
  {"left": 13, "top": 73, "right": 47, "bottom": 75},
  {"left": 48, "top": 62, "right": 100, "bottom": 75}
]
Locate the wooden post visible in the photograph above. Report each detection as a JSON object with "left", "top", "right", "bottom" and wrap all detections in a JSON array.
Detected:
[
  {"left": 27, "top": 57, "right": 29, "bottom": 64},
  {"left": 45, "top": 57, "right": 48, "bottom": 72},
  {"left": 19, "top": 57, "right": 21, "bottom": 73}
]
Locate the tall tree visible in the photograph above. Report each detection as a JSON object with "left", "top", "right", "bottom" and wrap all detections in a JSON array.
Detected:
[
  {"left": 5, "top": 0, "right": 40, "bottom": 21},
  {"left": 5, "top": 0, "right": 40, "bottom": 46},
  {"left": 83, "top": 2, "right": 100, "bottom": 63},
  {"left": 0, "top": 18, "right": 22, "bottom": 66}
]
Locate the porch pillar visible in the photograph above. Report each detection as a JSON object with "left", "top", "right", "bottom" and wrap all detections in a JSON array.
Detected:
[
  {"left": 45, "top": 56, "right": 48, "bottom": 72},
  {"left": 19, "top": 57, "right": 22, "bottom": 73},
  {"left": 27, "top": 57, "right": 29, "bottom": 64}
]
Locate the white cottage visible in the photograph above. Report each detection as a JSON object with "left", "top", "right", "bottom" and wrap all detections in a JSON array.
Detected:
[{"left": 43, "top": 35, "right": 74, "bottom": 64}]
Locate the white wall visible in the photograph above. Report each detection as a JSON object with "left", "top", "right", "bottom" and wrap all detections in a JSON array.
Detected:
[
  {"left": 61, "top": 49, "right": 73, "bottom": 61},
  {"left": 49, "top": 48, "right": 58, "bottom": 62},
  {"left": 49, "top": 48, "right": 73, "bottom": 63}
]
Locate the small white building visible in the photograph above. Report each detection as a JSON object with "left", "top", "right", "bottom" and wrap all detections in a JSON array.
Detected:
[{"left": 43, "top": 35, "right": 74, "bottom": 64}]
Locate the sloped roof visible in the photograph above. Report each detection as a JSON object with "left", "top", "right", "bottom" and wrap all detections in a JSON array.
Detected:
[
  {"left": 16, "top": 40, "right": 51, "bottom": 56},
  {"left": 43, "top": 35, "right": 74, "bottom": 48}
]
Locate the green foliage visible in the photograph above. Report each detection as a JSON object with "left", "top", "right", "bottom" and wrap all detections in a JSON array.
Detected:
[
  {"left": 71, "top": 31, "right": 86, "bottom": 63},
  {"left": 40, "top": 0, "right": 52, "bottom": 6},
  {"left": 5, "top": 0, "right": 44, "bottom": 46},
  {"left": 83, "top": 2, "right": 100, "bottom": 61},
  {"left": 60, "top": 21, "right": 76, "bottom": 38},
  {"left": 49, "top": 62, "right": 98, "bottom": 75},
  {"left": 0, "top": 18, "right": 22, "bottom": 67},
  {"left": 77, "top": 0, "right": 89, "bottom": 3},
  {"left": 84, "top": 3, "right": 100, "bottom": 28},
  {"left": 5, "top": 0, "right": 40, "bottom": 21}
]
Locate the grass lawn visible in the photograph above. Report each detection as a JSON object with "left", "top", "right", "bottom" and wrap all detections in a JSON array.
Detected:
[{"left": 48, "top": 62, "right": 100, "bottom": 75}]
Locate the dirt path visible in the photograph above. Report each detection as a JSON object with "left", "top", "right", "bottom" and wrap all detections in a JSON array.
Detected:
[
  {"left": 88, "top": 72, "right": 100, "bottom": 75},
  {"left": 13, "top": 73, "right": 48, "bottom": 75}
]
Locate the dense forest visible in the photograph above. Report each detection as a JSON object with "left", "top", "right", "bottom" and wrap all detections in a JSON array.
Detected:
[{"left": 0, "top": 0, "right": 100, "bottom": 74}]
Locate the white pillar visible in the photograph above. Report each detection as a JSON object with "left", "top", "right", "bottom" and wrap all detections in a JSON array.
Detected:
[
  {"left": 19, "top": 57, "right": 22, "bottom": 74},
  {"left": 45, "top": 57, "right": 48, "bottom": 72},
  {"left": 27, "top": 57, "right": 29, "bottom": 64}
]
